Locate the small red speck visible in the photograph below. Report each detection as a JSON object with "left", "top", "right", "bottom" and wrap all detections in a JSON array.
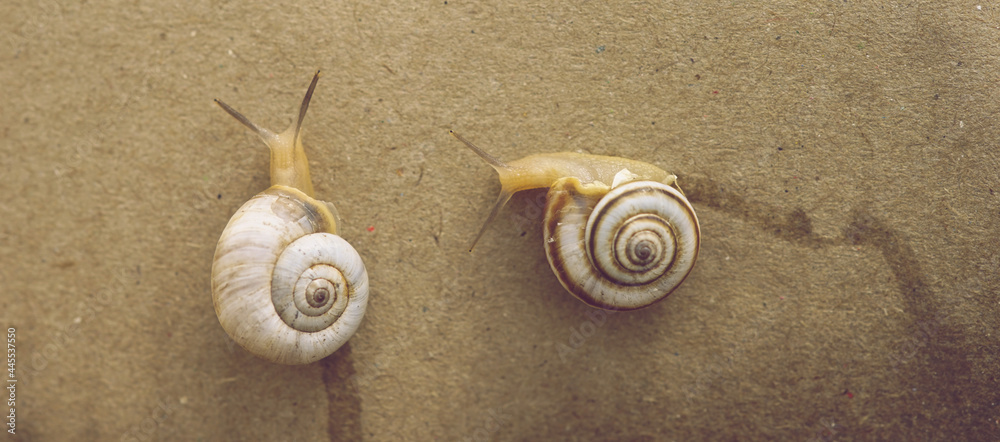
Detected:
[
  {"left": 843, "top": 390, "right": 854, "bottom": 399},
  {"left": 712, "top": 90, "right": 719, "bottom": 94},
  {"left": 779, "top": 296, "right": 785, "bottom": 300},
  {"left": 367, "top": 226, "right": 375, "bottom": 232}
]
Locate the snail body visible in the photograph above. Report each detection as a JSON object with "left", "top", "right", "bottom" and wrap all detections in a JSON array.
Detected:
[
  {"left": 212, "top": 72, "right": 368, "bottom": 364},
  {"left": 451, "top": 131, "right": 699, "bottom": 311}
]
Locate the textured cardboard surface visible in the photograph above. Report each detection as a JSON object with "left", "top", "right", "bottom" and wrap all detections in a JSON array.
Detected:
[{"left": 2, "top": 0, "right": 999, "bottom": 440}]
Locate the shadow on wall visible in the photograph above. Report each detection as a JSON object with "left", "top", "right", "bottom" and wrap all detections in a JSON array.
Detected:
[{"left": 683, "top": 173, "right": 993, "bottom": 434}]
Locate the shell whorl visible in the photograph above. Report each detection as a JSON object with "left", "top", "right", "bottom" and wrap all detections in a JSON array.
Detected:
[
  {"left": 543, "top": 177, "right": 699, "bottom": 310},
  {"left": 212, "top": 186, "right": 369, "bottom": 365}
]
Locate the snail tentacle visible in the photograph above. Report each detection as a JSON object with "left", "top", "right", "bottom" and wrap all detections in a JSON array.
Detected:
[{"left": 450, "top": 130, "right": 516, "bottom": 251}]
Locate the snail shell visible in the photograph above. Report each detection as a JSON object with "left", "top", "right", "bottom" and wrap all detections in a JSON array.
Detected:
[
  {"left": 544, "top": 175, "right": 699, "bottom": 310},
  {"left": 212, "top": 72, "right": 369, "bottom": 364},
  {"left": 451, "top": 131, "right": 700, "bottom": 311}
]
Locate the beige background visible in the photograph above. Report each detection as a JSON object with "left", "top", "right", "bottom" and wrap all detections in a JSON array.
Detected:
[{"left": 2, "top": 0, "right": 999, "bottom": 440}]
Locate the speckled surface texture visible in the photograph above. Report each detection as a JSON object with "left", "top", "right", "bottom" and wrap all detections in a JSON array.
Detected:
[{"left": 2, "top": 1, "right": 999, "bottom": 440}]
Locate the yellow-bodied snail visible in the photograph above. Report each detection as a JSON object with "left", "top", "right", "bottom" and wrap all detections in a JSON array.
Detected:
[
  {"left": 451, "top": 131, "right": 699, "bottom": 311},
  {"left": 212, "top": 72, "right": 369, "bottom": 364}
]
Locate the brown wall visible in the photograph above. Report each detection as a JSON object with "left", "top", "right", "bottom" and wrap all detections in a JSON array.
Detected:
[{"left": 2, "top": 1, "right": 998, "bottom": 440}]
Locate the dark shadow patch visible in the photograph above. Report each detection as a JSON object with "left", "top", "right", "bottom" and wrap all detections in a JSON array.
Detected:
[
  {"left": 320, "top": 343, "right": 362, "bottom": 441},
  {"left": 784, "top": 208, "right": 813, "bottom": 241},
  {"left": 843, "top": 209, "right": 933, "bottom": 303},
  {"left": 682, "top": 174, "right": 832, "bottom": 248},
  {"left": 683, "top": 172, "right": 989, "bottom": 438},
  {"left": 842, "top": 209, "right": 986, "bottom": 432}
]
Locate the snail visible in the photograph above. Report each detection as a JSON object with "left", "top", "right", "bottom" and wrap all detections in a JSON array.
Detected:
[
  {"left": 211, "top": 72, "right": 369, "bottom": 364},
  {"left": 450, "top": 131, "right": 699, "bottom": 311}
]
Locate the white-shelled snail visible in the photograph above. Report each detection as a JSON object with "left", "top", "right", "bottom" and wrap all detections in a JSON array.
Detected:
[
  {"left": 450, "top": 131, "right": 700, "bottom": 311},
  {"left": 212, "top": 72, "right": 369, "bottom": 364}
]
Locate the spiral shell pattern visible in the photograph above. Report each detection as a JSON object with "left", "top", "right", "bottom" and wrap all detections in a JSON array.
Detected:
[
  {"left": 544, "top": 178, "right": 699, "bottom": 310},
  {"left": 212, "top": 186, "right": 369, "bottom": 364}
]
